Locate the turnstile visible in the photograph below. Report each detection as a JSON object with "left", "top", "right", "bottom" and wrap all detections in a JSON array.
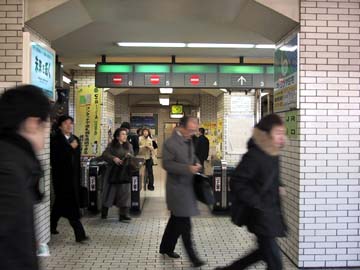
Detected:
[
  {"left": 88, "top": 159, "right": 107, "bottom": 213},
  {"left": 212, "top": 160, "right": 236, "bottom": 212},
  {"left": 130, "top": 159, "right": 146, "bottom": 212}
]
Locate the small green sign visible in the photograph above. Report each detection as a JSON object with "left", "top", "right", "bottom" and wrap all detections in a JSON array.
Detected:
[
  {"left": 171, "top": 104, "right": 183, "bottom": 114},
  {"left": 285, "top": 110, "right": 298, "bottom": 139}
]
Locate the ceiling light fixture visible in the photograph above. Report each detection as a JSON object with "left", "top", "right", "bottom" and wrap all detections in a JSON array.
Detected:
[
  {"left": 255, "top": 44, "right": 275, "bottom": 49},
  {"left": 220, "top": 88, "right": 228, "bottom": 93},
  {"left": 187, "top": 43, "right": 255, "bottom": 48},
  {"left": 160, "top": 88, "right": 173, "bottom": 94},
  {"left": 117, "top": 42, "right": 186, "bottom": 48},
  {"left": 62, "top": 75, "right": 71, "bottom": 84},
  {"left": 280, "top": 45, "right": 297, "bottom": 52},
  {"left": 78, "top": 64, "right": 96, "bottom": 68},
  {"left": 159, "top": 95, "right": 170, "bottom": 106}
]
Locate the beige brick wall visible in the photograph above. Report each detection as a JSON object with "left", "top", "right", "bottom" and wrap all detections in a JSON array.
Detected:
[
  {"left": 0, "top": 0, "right": 23, "bottom": 93},
  {"left": 298, "top": 0, "right": 360, "bottom": 267}
]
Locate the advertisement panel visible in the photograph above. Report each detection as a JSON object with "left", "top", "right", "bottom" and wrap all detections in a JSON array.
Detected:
[
  {"left": 75, "top": 86, "right": 102, "bottom": 156},
  {"left": 274, "top": 33, "right": 299, "bottom": 112},
  {"left": 30, "top": 43, "right": 55, "bottom": 99}
]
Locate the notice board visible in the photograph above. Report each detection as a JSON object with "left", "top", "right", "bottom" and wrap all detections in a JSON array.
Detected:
[{"left": 226, "top": 114, "right": 255, "bottom": 154}]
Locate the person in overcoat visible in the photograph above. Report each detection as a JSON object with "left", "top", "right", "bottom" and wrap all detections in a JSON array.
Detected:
[
  {"left": 195, "top": 127, "right": 209, "bottom": 170},
  {"left": 0, "top": 85, "right": 51, "bottom": 270},
  {"left": 216, "top": 114, "right": 287, "bottom": 270},
  {"left": 50, "top": 115, "right": 88, "bottom": 243},
  {"left": 159, "top": 116, "right": 205, "bottom": 268},
  {"left": 101, "top": 128, "right": 133, "bottom": 222}
]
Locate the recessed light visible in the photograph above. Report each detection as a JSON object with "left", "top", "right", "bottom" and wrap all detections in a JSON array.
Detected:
[{"left": 160, "top": 88, "right": 173, "bottom": 94}]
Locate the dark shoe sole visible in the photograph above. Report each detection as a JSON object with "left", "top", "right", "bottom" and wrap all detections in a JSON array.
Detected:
[{"left": 160, "top": 251, "right": 181, "bottom": 259}]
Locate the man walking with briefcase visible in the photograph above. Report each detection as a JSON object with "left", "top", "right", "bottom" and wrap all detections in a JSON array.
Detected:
[{"left": 159, "top": 116, "right": 205, "bottom": 268}]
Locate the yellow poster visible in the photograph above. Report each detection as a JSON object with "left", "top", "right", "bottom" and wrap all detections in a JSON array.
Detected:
[{"left": 75, "top": 86, "right": 102, "bottom": 156}]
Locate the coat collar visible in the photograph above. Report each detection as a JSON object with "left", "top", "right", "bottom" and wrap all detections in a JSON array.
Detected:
[{"left": 251, "top": 128, "right": 280, "bottom": 156}]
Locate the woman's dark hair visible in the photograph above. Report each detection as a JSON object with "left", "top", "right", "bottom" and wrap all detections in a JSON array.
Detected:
[
  {"left": 120, "top": 122, "right": 131, "bottom": 130},
  {"left": 111, "top": 127, "right": 130, "bottom": 149},
  {"left": 0, "top": 85, "right": 51, "bottom": 134},
  {"left": 57, "top": 115, "right": 74, "bottom": 127},
  {"left": 256, "top": 114, "right": 284, "bottom": 133},
  {"left": 137, "top": 128, "right": 143, "bottom": 136},
  {"left": 142, "top": 127, "right": 151, "bottom": 138}
]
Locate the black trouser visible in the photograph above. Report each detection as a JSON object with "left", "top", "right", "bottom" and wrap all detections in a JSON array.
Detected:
[
  {"left": 50, "top": 203, "right": 86, "bottom": 242},
  {"left": 145, "top": 159, "right": 154, "bottom": 188},
  {"left": 160, "top": 215, "right": 199, "bottom": 262},
  {"left": 223, "top": 235, "right": 282, "bottom": 270}
]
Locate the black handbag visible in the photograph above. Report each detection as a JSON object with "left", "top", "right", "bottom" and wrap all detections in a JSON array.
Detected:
[
  {"left": 193, "top": 173, "right": 215, "bottom": 205},
  {"left": 107, "top": 163, "right": 131, "bottom": 184}
]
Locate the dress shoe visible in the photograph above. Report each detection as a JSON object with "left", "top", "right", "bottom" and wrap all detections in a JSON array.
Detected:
[
  {"left": 76, "top": 236, "right": 90, "bottom": 243},
  {"left": 192, "top": 259, "right": 206, "bottom": 268},
  {"left": 119, "top": 215, "right": 132, "bottom": 222},
  {"left": 160, "top": 251, "right": 181, "bottom": 259},
  {"left": 148, "top": 185, "right": 155, "bottom": 191}
]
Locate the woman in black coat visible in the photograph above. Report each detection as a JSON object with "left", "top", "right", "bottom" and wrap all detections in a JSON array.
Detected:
[
  {"left": 101, "top": 128, "right": 134, "bottom": 222},
  {"left": 217, "top": 114, "right": 287, "bottom": 270},
  {"left": 50, "top": 115, "right": 88, "bottom": 243},
  {"left": 0, "top": 85, "right": 50, "bottom": 270}
]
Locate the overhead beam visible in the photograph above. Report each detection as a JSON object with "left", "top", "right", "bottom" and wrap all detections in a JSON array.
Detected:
[
  {"left": 25, "top": 0, "right": 70, "bottom": 21},
  {"left": 254, "top": 0, "right": 299, "bottom": 22}
]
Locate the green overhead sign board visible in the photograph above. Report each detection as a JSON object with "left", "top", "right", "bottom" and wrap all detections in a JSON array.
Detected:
[{"left": 96, "top": 63, "right": 274, "bottom": 88}]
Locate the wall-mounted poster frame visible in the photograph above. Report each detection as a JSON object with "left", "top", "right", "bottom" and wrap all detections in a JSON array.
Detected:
[
  {"left": 22, "top": 32, "right": 56, "bottom": 101},
  {"left": 274, "top": 30, "right": 299, "bottom": 113}
]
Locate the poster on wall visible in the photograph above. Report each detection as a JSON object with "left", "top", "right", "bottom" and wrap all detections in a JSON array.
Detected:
[
  {"left": 75, "top": 86, "right": 102, "bottom": 156},
  {"left": 274, "top": 33, "right": 299, "bottom": 113},
  {"left": 130, "top": 113, "right": 158, "bottom": 135},
  {"left": 30, "top": 43, "right": 55, "bottom": 100},
  {"left": 226, "top": 114, "right": 254, "bottom": 154}
]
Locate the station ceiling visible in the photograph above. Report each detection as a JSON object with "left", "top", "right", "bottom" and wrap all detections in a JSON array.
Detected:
[{"left": 25, "top": 0, "right": 299, "bottom": 70}]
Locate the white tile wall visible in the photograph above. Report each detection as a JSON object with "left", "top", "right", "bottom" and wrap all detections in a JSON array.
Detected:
[{"left": 298, "top": 0, "right": 360, "bottom": 267}]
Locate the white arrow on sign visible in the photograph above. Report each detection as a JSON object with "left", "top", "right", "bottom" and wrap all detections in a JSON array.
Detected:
[{"left": 237, "top": 76, "right": 247, "bottom": 85}]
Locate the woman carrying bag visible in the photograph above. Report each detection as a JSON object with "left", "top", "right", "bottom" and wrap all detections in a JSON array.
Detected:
[{"left": 101, "top": 128, "right": 134, "bottom": 222}]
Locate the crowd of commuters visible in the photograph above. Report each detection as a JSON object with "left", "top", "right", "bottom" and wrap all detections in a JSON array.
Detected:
[{"left": 0, "top": 84, "right": 287, "bottom": 270}]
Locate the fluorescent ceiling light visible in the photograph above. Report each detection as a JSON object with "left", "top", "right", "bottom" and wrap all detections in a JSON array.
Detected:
[
  {"left": 117, "top": 42, "right": 186, "bottom": 48},
  {"left": 220, "top": 88, "right": 228, "bottom": 93},
  {"left": 160, "top": 88, "right": 173, "bottom": 94},
  {"left": 62, "top": 75, "right": 71, "bottom": 84},
  {"left": 103, "top": 88, "right": 110, "bottom": 91},
  {"left": 256, "top": 44, "right": 275, "bottom": 49},
  {"left": 187, "top": 43, "right": 255, "bottom": 48},
  {"left": 280, "top": 45, "right": 297, "bottom": 52},
  {"left": 78, "top": 64, "right": 96, "bottom": 68},
  {"left": 159, "top": 95, "right": 170, "bottom": 106}
]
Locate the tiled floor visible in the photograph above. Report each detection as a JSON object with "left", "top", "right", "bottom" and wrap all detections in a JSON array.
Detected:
[{"left": 41, "top": 163, "right": 297, "bottom": 270}]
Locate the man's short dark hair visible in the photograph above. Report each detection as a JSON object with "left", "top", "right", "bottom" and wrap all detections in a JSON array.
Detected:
[
  {"left": 120, "top": 122, "right": 131, "bottom": 130},
  {"left": 199, "top": 128, "right": 205, "bottom": 135},
  {"left": 0, "top": 85, "right": 51, "bottom": 134},
  {"left": 57, "top": 115, "right": 74, "bottom": 127},
  {"left": 179, "top": 116, "right": 198, "bottom": 128}
]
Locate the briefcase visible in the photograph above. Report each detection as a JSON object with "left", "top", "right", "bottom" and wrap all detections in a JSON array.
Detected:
[{"left": 193, "top": 173, "right": 215, "bottom": 205}]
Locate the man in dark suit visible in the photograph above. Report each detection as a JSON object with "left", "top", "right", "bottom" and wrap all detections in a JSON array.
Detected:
[{"left": 195, "top": 128, "right": 210, "bottom": 170}]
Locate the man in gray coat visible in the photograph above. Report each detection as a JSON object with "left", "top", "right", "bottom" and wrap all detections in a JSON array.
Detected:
[{"left": 159, "top": 116, "right": 205, "bottom": 268}]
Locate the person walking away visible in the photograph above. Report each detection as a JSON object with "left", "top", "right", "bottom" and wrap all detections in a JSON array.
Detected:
[
  {"left": 159, "top": 116, "right": 205, "bottom": 268},
  {"left": 139, "top": 128, "right": 155, "bottom": 190},
  {"left": 195, "top": 128, "right": 209, "bottom": 171},
  {"left": 50, "top": 115, "right": 88, "bottom": 243},
  {"left": 0, "top": 85, "right": 51, "bottom": 270},
  {"left": 216, "top": 114, "right": 287, "bottom": 270},
  {"left": 101, "top": 128, "right": 133, "bottom": 222},
  {"left": 120, "top": 122, "right": 139, "bottom": 155}
]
